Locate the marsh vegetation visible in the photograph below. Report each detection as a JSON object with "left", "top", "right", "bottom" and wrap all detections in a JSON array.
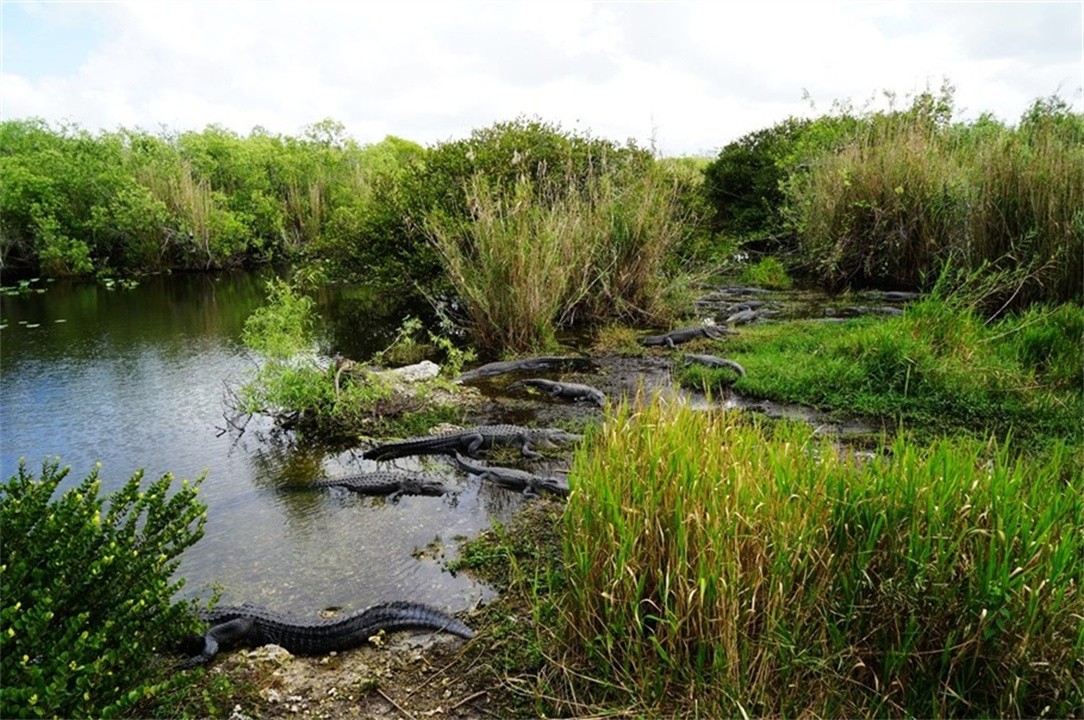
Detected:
[{"left": 3, "top": 84, "right": 1081, "bottom": 717}]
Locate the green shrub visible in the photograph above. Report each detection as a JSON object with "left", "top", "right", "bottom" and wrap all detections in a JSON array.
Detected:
[
  {"left": 1, "top": 460, "right": 206, "bottom": 718},
  {"left": 236, "top": 279, "right": 467, "bottom": 440},
  {"left": 702, "top": 117, "right": 811, "bottom": 239},
  {"left": 562, "top": 396, "right": 1083, "bottom": 716},
  {"left": 703, "top": 114, "right": 860, "bottom": 244},
  {"left": 739, "top": 256, "right": 792, "bottom": 289},
  {"left": 0, "top": 118, "right": 428, "bottom": 278}
]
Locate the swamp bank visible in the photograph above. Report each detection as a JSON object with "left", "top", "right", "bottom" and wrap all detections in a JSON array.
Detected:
[
  {"left": 186, "top": 278, "right": 1081, "bottom": 719},
  {"left": 3, "top": 85, "right": 1082, "bottom": 718}
]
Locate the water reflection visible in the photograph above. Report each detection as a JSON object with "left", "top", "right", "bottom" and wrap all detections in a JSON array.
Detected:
[{"left": 0, "top": 271, "right": 494, "bottom": 615}]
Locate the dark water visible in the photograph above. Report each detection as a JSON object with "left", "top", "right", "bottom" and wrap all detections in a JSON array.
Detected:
[{"left": 0, "top": 272, "right": 496, "bottom": 615}]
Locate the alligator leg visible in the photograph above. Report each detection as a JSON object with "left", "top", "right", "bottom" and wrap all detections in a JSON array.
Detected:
[
  {"left": 520, "top": 442, "right": 543, "bottom": 460},
  {"left": 179, "top": 617, "right": 255, "bottom": 668},
  {"left": 461, "top": 432, "right": 486, "bottom": 458}
]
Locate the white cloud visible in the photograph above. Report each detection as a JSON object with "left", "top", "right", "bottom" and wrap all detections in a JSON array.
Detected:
[{"left": 2, "top": 0, "right": 1081, "bottom": 156}]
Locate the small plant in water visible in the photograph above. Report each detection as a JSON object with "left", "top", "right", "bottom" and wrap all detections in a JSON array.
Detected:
[{"left": 739, "top": 256, "right": 792, "bottom": 289}]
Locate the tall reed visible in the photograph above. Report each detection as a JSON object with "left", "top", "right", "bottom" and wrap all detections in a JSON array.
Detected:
[
  {"left": 791, "top": 115, "right": 968, "bottom": 289},
  {"left": 790, "top": 107, "right": 1083, "bottom": 302},
  {"left": 967, "top": 122, "right": 1084, "bottom": 301},
  {"left": 427, "top": 165, "right": 684, "bottom": 353},
  {"left": 427, "top": 175, "right": 595, "bottom": 351},
  {"left": 561, "top": 395, "right": 1083, "bottom": 716}
]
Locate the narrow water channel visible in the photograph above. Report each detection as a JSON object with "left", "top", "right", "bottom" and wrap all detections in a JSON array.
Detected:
[{"left": 0, "top": 272, "right": 497, "bottom": 615}]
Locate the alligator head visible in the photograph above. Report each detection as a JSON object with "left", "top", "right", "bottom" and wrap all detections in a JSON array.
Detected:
[{"left": 404, "top": 478, "right": 449, "bottom": 496}]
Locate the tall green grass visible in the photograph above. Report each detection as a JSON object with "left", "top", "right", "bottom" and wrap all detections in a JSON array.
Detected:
[
  {"left": 561, "top": 395, "right": 1083, "bottom": 716},
  {"left": 788, "top": 99, "right": 1083, "bottom": 303},
  {"left": 427, "top": 165, "right": 685, "bottom": 353}
]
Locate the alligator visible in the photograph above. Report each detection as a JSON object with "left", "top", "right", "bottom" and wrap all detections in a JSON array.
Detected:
[
  {"left": 453, "top": 453, "right": 570, "bottom": 498},
  {"left": 312, "top": 471, "right": 448, "bottom": 499},
  {"left": 824, "top": 305, "right": 904, "bottom": 318},
  {"left": 509, "top": 378, "right": 606, "bottom": 407},
  {"left": 363, "top": 424, "right": 583, "bottom": 461},
  {"left": 639, "top": 325, "right": 734, "bottom": 348},
  {"left": 724, "top": 308, "right": 760, "bottom": 325},
  {"left": 179, "top": 601, "right": 474, "bottom": 668},
  {"left": 721, "top": 299, "right": 771, "bottom": 314},
  {"left": 680, "top": 354, "right": 747, "bottom": 377},
  {"left": 456, "top": 356, "right": 596, "bottom": 383}
]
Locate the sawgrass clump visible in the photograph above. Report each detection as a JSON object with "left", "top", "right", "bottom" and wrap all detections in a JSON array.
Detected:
[
  {"left": 560, "top": 395, "right": 1083, "bottom": 716},
  {"left": 427, "top": 164, "right": 686, "bottom": 354}
]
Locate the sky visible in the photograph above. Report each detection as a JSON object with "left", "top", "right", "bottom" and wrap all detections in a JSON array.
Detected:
[{"left": 2, "top": 1, "right": 1082, "bottom": 157}]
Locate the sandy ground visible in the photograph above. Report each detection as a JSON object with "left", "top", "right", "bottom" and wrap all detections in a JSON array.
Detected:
[{"left": 212, "top": 630, "right": 500, "bottom": 720}]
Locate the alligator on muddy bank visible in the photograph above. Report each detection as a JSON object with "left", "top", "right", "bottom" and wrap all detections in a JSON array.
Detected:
[
  {"left": 453, "top": 453, "right": 570, "bottom": 498},
  {"left": 363, "top": 424, "right": 582, "bottom": 461},
  {"left": 640, "top": 325, "right": 734, "bottom": 348},
  {"left": 509, "top": 378, "right": 606, "bottom": 407},
  {"left": 456, "top": 356, "right": 597, "bottom": 382},
  {"left": 311, "top": 471, "right": 448, "bottom": 499},
  {"left": 680, "top": 354, "right": 747, "bottom": 377},
  {"left": 179, "top": 601, "right": 474, "bottom": 668}
]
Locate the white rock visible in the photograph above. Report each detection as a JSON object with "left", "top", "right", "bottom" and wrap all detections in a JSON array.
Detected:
[{"left": 380, "top": 360, "right": 441, "bottom": 384}]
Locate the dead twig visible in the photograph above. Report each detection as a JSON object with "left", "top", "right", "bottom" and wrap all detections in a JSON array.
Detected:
[
  {"left": 448, "top": 689, "right": 490, "bottom": 712},
  {"left": 376, "top": 687, "right": 416, "bottom": 720}
]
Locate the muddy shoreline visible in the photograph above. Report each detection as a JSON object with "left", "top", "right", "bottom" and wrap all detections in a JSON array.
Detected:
[{"left": 191, "top": 286, "right": 908, "bottom": 717}]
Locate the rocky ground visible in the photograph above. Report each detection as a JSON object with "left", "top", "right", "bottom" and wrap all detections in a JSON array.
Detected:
[{"left": 212, "top": 632, "right": 495, "bottom": 720}]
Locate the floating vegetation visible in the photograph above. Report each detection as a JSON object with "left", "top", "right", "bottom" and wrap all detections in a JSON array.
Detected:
[
  {"left": 99, "top": 277, "right": 140, "bottom": 291},
  {"left": 0, "top": 278, "right": 43, "bottom": 296}
]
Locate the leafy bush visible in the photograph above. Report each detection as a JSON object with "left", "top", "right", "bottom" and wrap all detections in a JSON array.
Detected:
[
  {"left": 0, "top": 119, "right": 429, "bottom": 278},
  {"left": 702, "top": 117, "right": 811, "bottom": 239},
  {"left": 1, "top": 460, "right": 206, "bottom": 718},
  {"left": 235, "top": 278, "right": 467, "bottom": 439}
]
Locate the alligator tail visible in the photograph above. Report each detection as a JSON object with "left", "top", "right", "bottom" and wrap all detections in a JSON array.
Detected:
[
  {"left": 361, "top": 601, "right": 475, "bottom": 640},
  {"left": 363, "top": 437, "right": 456, "bottom": 461}
]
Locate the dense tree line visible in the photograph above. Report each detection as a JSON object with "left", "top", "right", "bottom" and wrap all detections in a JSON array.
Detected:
[{"left": 3, "top": 87, "right": 1080, "bottom": 303}]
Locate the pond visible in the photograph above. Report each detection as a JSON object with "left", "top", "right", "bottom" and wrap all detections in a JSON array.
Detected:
[{"left": 0, "top": 272, "right": 500, "bottom": 615}]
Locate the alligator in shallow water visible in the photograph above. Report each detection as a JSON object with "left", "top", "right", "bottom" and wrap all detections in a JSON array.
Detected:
[
  {"left": 312, "top": 471, "right": 448, "bottom": 499},
  {"left": 456, "top": 356, "right": 596, "bottom": 382},
  {"left": 680, "top": 354, "right": 747, "bottom": 377},
  {"left": 363, "top": 424, "right": 583, "bottom": 461},
  {"left": 509, "top": 378, "right": 606, "bottom": 407},
  {"left": 639, "top": 325, "right": 734, "bottom": 348},
  {"left": 824, "top": 305, "right": 904, "bottom": 318},
  {"left": 453, "top": 453, "right": 570, "bottom": 498},
  {"left": 179, "top": 601, "right": 474, "bottom": 668},
  {"left": 724, "top": 305, "right": 776, "bottom": 325},
  {"left": 722, "top": 300, "right": 770, "bottom": 314}
]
